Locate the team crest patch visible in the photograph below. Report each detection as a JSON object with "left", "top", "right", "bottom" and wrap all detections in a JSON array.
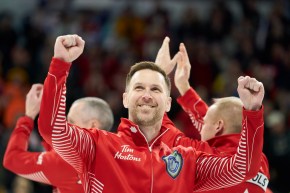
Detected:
[{"left": 162, "top": 150, "right": 183, "bottom": 179}]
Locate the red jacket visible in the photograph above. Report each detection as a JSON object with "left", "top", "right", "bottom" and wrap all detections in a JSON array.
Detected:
[
  {"left": 38, "top": 58, "right": 264, "bottom": 193},
  {"left": 3, "top": 116, "right": 84, "bottom": 193},
  {"left": 176, "top": 87, "right": 270, "bottom": 193}
]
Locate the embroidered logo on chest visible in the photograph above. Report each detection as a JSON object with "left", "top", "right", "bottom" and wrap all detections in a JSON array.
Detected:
[
  {"left": 162, "top": 150, "right": 183, "bottom": 179},
  {"left": 114, "top": 145, "right": 141, "bottom": 162}
]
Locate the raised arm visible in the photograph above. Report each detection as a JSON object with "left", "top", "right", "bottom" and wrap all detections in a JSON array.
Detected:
[
  {"left": 4, "top": 84, "right": 84, "bottom": 189},
  {"left": 155, "top": 38, "right": 207, "bottom": 135},
  {"left": 3, "top": 84, "right": 53, "bottom": 184},
  {"left": 174, "top": 43, "right": 208, "bottom": 134},
  {"left": 38, "top": 35, "right": 95, "bottom": 173},
  {"left": 194, "top": 76, "right": 264, "bottom": 191},
  {"left": 3, "top": 116, "right": 53, "bottom": 184},
  {"left": 155, "top": 36, "right": 180, "bottom": 75}
]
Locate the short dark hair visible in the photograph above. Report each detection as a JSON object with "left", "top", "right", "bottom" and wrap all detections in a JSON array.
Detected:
[
  {"left": 125, "top": 61, "right": 171, "bottom": 95},
  {"left": 72, "top": 97, "right": 114, "bottom": 131}
]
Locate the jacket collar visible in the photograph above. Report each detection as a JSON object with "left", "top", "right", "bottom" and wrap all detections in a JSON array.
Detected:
[
  {"left": 117, "top": 118, "right": 171, "bottom": 147},
  {"left": 207, "top": 134, "right": 241, "bottom": 154}
]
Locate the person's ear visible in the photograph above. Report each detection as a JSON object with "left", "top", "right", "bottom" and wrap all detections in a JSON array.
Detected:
[
  {"left": 165, "top": 97, "right": 172, "bottom": 112},
  {"left": 123, "top": 92, "right": 128, "bottom": 108},
  {"left": 91, "top": 119, "right": 100, "bottom": 129},
  {"left": 215, "top": 119, "right": 224, "bottom": 136}
]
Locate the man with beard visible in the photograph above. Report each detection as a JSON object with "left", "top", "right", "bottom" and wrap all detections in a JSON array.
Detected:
[{"left": 38, "top": 34, "right": 265, "bottom": 193}]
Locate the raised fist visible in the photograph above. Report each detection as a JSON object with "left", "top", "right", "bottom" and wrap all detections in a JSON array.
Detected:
[
  {"left": 54, "top": 34, "right": 85, "bottom": 63},
  {"left": 237, "top": 76, "right": 264, "bottom": 111}
]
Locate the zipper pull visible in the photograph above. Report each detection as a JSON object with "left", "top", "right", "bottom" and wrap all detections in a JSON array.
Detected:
[{"left": 149, "top": 146, "right": 152, "bottom": 152}]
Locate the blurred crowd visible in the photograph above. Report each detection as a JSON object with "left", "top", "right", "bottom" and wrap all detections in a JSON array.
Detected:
[{"left": 0, "top": 0, "right": 290, "bottom": 193}]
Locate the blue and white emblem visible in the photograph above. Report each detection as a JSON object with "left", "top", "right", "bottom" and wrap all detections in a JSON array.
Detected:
[{"left": 162, "top": 150, "right": 183, "bottom": 179}]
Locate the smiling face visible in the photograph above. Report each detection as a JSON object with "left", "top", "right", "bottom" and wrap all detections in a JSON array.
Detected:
[{"left": 123, "top": 69, "right": 171, "bottom": 127}]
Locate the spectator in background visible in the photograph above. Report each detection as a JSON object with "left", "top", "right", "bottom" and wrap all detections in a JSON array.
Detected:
[
  {"left": 0, "top": 12, "right": 17, "bottom": 75},
  {"left": 265, "top": 111, "right": 290, "bottom": 193},
  {"left": 11, "top": 176, "right": 33, "bottom": 193}
]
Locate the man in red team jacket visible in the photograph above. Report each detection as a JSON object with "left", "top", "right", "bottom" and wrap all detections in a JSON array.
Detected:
[
  {"left": 38, "top": 34, "right": 265, "bottom": 193},
  {"left": 3, "top": 84, "right": 114, "bottom": 193},
  {"left": 156, "top": 37, "right": 271, "bottom": 193}
]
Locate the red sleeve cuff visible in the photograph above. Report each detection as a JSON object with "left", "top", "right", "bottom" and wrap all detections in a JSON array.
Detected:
[
  {"left": 49, "top": 57, "right": 71, "bottom": 75},
  {"left": 243, "top": 105, "right": 264, "bottom": 118},
  {"left": 16, "top": 116, "right": 35, "bottom": 133},
  {"left": 177, "top": 87, "right": 200, "bottom": 105}
]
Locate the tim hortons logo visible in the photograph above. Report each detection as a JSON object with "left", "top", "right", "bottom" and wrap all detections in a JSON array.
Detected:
[{"left": 114, "top": 145, "right": 141, "bottom": 162}]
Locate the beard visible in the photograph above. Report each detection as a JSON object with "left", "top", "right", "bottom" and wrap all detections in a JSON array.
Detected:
[{"left": 129, "top": 105, "right": 164, "bottom": 127}]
